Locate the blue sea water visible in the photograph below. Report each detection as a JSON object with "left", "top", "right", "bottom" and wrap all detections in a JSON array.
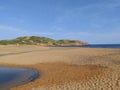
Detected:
[{"left": 80, "top": 44, "right": 120, "bottom": 48}]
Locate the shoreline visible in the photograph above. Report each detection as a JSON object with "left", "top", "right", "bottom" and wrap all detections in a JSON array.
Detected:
[
  {"left": 0, "top": 65, "right": 39, "bottom": 90},
  {"left": 0, "top": 62, "right": 109, "bottom": 90},
  {"left": 0, "top": 46, "right": 120, "bottom": 90}
]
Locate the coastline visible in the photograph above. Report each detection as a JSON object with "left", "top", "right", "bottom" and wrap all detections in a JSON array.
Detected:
[
  {"left": 0, "top": 46, "right": 120, "bottom": 90},
  {"left": 0, "top": 63, "right": 109, "bottom": 90},
  {"left": 0, "top": 66, "right": 39, "bottom": 90}
]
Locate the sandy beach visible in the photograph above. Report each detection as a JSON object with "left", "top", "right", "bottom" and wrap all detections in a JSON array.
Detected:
[{"left": 0, "top": 45, "right": 120, "bottom": 90}]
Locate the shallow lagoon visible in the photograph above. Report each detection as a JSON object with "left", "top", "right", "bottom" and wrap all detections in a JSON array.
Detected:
[{"left": 0, "top": 67, "right": 39, "bottom": 90}]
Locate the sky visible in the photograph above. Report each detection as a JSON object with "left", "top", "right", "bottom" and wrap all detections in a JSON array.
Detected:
[{"left": 0, "top": 0, "right": 120, "bottom": 44}]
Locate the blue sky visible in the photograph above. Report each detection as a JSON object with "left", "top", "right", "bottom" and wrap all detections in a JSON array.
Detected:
[{"left": 0, "top": 0, "right": 120, "bottom": 44}]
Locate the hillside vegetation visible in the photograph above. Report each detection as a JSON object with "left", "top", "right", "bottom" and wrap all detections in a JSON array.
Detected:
[{"left": 0, "top": 36, "right": 88, "bottom": 46}]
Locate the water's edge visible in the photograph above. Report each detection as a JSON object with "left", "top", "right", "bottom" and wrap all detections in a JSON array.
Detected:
[
  {"left": 52, "top": 44, "right": 120, "bottom": 48},
  {"left": 0, "top": 66, "right": 39, "bottom": 90}
]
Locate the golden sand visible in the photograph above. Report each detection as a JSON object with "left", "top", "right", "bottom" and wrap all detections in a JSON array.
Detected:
[{"left": 0, "top": 45, "right": 120, "bottom": 90}]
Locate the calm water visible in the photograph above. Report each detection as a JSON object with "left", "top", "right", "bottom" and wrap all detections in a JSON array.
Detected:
[
  {"left": 53, "top": 44, "right": 120, "bottom": 48},
  {"left": 80, "top": 44, "right": 120, "bottom": 48},
  {"left": 0, "top": 67, "right": 39, "bottom": 90}
]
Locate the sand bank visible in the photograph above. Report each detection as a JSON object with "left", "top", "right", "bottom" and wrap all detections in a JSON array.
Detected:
[{"left": 0, "top": 46, "right": 120, "bottom": 90}]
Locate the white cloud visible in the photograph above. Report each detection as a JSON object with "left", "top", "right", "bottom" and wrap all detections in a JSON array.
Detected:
[
  {"left": 51, "top": 31, "right": 120, "bottom": 44},
  {"left": 56, "top": 0, "right": 120, "bottom": 19},
  {"left": 0, "top": 25, "right": 119, "bottom": 44},
  {"left": 51, "top": 0, "right": 120, "bottom": 33},
  {"left": 0, "top": 25, "right": 55, "bottom": 40},
  {"left": 0, "top": 25, "right": 29, "bottom": 35},
  {"left": 31, "top": 32, "right": 54, "bottom": 36}
]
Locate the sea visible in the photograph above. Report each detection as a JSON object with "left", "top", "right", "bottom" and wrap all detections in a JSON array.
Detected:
[{"left": 80, "top": 44, "right": 120, "bottom": 48}]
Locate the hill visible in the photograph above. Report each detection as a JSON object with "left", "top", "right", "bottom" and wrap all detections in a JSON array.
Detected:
[{"left": 0, "top": 36, "right": 88, "bottom": 46}]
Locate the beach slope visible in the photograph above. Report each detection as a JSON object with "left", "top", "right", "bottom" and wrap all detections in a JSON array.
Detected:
[{"left": 0, "top": 46, "right": 120, "bottom": 90}]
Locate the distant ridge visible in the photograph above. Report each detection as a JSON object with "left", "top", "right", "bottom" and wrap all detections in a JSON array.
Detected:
[{"left": 0, "top": 36, "right": 88, "bottom": 46}]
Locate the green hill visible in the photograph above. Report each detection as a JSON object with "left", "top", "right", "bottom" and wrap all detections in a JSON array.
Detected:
[{"left": 0, "top": 36, "right": 88, "bottom": 46}]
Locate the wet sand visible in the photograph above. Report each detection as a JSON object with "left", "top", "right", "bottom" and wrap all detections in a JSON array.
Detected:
[{"left": 0, "top": 45, "right": 120, "bottom": 90}]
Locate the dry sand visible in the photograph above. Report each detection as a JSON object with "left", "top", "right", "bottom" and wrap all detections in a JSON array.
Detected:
[{"left": 0, "top": 45, "right": 120, "bottom": 90}]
